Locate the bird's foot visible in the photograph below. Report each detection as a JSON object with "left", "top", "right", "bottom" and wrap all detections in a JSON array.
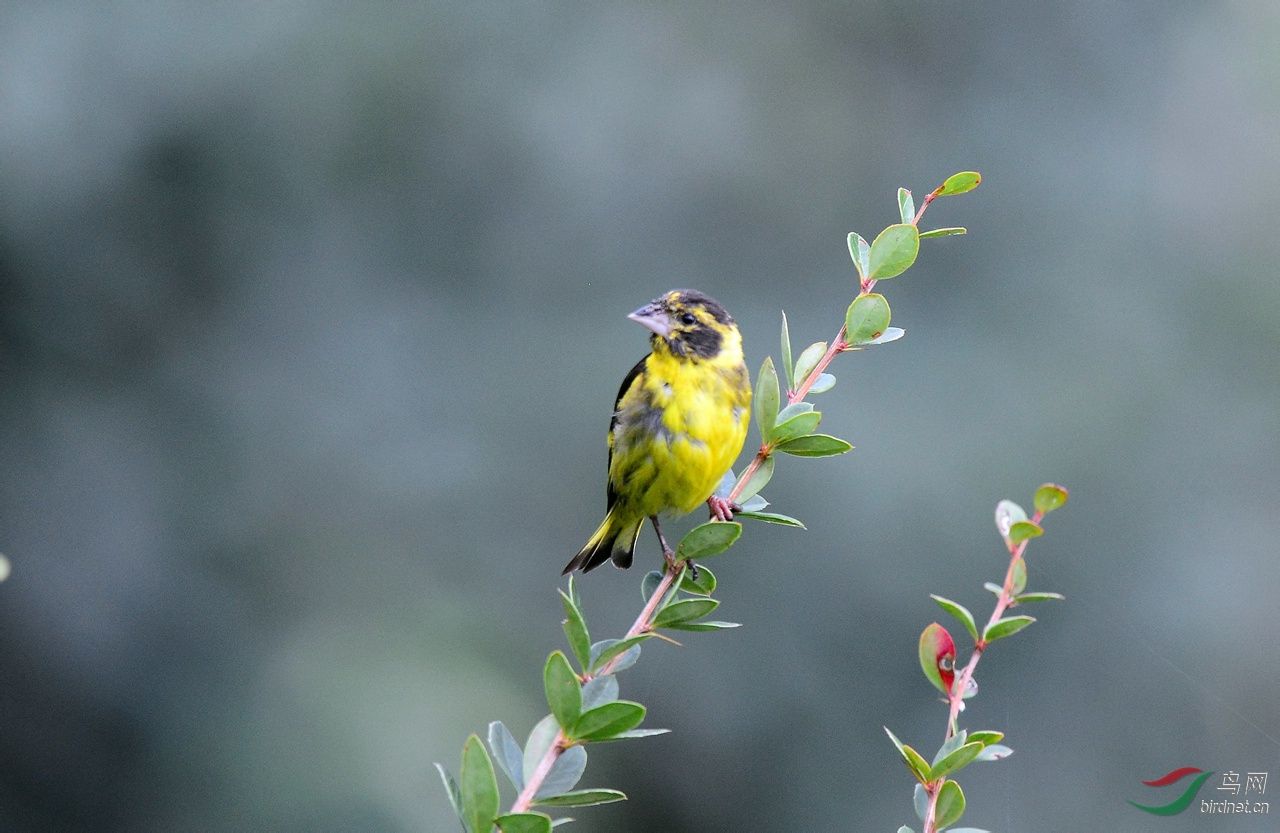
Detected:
[
  {"left": 707, "top": 495, "right": 740, "bottom": 522},
  {"left": 664, "top": 550, "right": 699, "bottom": 582}
]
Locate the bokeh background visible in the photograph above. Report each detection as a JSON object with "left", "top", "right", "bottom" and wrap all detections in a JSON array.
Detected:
[{"left": 2, "top": 3, "right": 1277, "bottom": 831}]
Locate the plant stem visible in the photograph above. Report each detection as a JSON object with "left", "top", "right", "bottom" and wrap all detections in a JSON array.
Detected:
[
  {"left": 921, "top": 509, "right": 1045, "bottom": 833},
  {"left": 788, "top": 324, "right": 849, "bottom": 404},
  {"left": 508, "top": 566, "right": 680, "bottom": 815}
]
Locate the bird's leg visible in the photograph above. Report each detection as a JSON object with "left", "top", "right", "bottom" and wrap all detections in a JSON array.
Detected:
[
  {"left": 707, "top": 494, "right": 740, "bottom": 522},
  {"left": 651, "top": 515, "right": 698, "bottom": 579}
]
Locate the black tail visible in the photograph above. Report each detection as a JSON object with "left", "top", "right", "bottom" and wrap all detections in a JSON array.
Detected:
[{"left": 563, "top": 513, "right": 642, "bottom": 574}]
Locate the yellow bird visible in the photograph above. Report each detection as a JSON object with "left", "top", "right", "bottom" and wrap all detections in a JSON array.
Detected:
[{"left": 564, "top": 290, "right": 751, "bottom": 574}]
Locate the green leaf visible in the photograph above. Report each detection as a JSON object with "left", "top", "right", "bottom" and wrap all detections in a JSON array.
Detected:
[
  {"left": 495, "top": 812, "right": 553, "bottom": 833},
  {"left": 739, "top": 494, "right": 768, "bottom": 512},
  {"left": 680, "top": 563, "right": 717, "bottom": 595},
  {"left": 559, "top": 590, "right": 591, "bottom": 671},
  {"left": 1011, "top": 555, "right": 1027, "bottom": 594},
  {"left": 807, "top": 372, "right": 835, "bottom": 394},
  {"left": 664, "top": 620, "right": 741, "bottom": 632},
  {"left": 935, "top": 170, "right": 982, "bottom": 196},
  {"left": 676, "top": 521, "right": 742, "bottom": 560},
  {"left": 983, "top": 615, "right": 1035, "bottom": 643},
  {"left": 930, "top": 595, "right": 978, "bottom": 641},
  {"left": 847, "top": 232, "right": 871, "bottom": 279},
  {"left": 653, "top": 598, "right": 720, "bottom": 628},
  {"left": 567, "top": 574, "right": 581, "bottom": 613},
  {"left": 736, "top": 510, "right": 805, "bottom": 528},
  {"left": 1008, "top": 520, "right": 1043, "bottom": 543},
  {"left": 580, "top": 676, "right": 618, "bottom": 711},
  {"left": 967, "top": 730, "right": 1004, "bottom": 747},
  {"left": 867, "top": 224, "right": 920, "bottom": 279},
  {"left": 913, "top": 782, "right": 929, "bottom": 820},
  {"left": 734, "top": 455, "right": 774, "bottom": 502},
  {"left": 460, "top": 735, "right": 500, "bottom": 833},
  {"left": 930, "top": 741, "right": 984, "bottom": 780},
  {"left": 994, "top": 499, "right": 1028, "bottom": 540},
  {"left": 755, "top": 356, "right": 779, "bottom": 441},
  {"left": 884, "top": 727, "right": 933, "bottom": 784},
  {"left": 845, "top": 293, "right": 891, "bottom": 345},
  {"left": 537, "top": 744, "right": 587, "bottom": 798},
  {"left": 918, "top": 622, "right": 956, "bottom": 694},
  {"left": 918, "top": 226, "right": 967, "bottom": 238},
  {"left": 932, "top": 730, "right": 968, "bottom": 765},
  {"left": 544, "top": 651, "right": 582, "bottom": 729},
  {"left": 774, "top": 434, "right": 853, "bottom": 457},
  {"left": 775, "top": 402, "right": 814, "bottom": 423},
  {"left": 792, "top": 342, "right": 827, "bottom": 389},
  {"left": 780, "top": 311, "right": 793, "bottom": 386},
  {"left": 640, "top": 570, "right": 663, "bottom": 602},
  {"left": 769, "top": 410, "right": 822, "bottom": 445},
  {"left": 983, "top": 581, "right": 1003, "bottom": 596},
  {"left": 1015, "top": 591, "right": 1065, "bottom": 604},
  {"left": 1034, "top": 482, "right": 1069, "bottom": 514},
  {"left": 523, "top": 715, "right": 559, "bottom": 786},
  {"left": 935, "top": 780, "right": 967, "bottom": 828},
  {"left": 570, "top": 701, "right": 646, "bottom": 742},
  {"left": 589, "top": 635, "right": 649, "bottom": 673},
  {"left": 435, "top": 763, "right": 466, "bottom": 831},
  {"left": 535, "top": 789, "right": 627, "bottom": 807},
  {"left": 592, "top": 727, "right": 670, "bottom": 741},
  {"left": 551, "top": 820, "right": 574, "bottom": 829},
  {"left": 898, "top": 187, "right": 915, "bottom": 225},
  {"left": 488, "top": 721, "right": 524, "bottom": 791},
  {"left": 976, "top": 743, "right": 1013, "bottom": 762},
  {"left": 900, "top": 827, "right": 917, "bottom": 833}
]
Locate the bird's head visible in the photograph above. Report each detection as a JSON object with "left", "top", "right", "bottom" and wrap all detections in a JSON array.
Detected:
[{"left": 628, "top": 289, "right": 740, "bottom": 361}]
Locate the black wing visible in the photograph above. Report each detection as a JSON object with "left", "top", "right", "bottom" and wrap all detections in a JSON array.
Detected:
[{"left": 606, "top": 355, "right": 649, "bottom": 511}]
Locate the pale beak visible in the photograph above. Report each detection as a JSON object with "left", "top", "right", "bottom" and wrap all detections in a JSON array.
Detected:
[{"left": 628, "top": 302, "right": 673, "bottom": 338}]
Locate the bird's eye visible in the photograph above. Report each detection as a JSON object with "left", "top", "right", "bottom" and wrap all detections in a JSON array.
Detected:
[{"left": 679, "top": 312, "right": 697, "bottom": 325}]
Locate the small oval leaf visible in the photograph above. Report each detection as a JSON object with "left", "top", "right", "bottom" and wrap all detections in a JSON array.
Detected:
[
  {"left": 544, "top": 651, "right": 582, "bottom": 730},
  {"left": 918, "top": 226, "right": 967, "bottom": 239},
  {"left": 774, "top": 434, "right": 853, "bottom": 457},
  {"left": 935, "top": 170, "right": 982, "bottom": 196},
  {"left": 780, "top": 311, "right": 794, "bottom": 384},
  {"left": 845, "top": 293, "right": 891, "bottom": 345},
  {"left": 934, "top": 779, "right": 967, "bottom": 828},
  {"left": 1034, "top": 483, "right": 1070, "bottom": 514},
  {"left": 769, "top": 411, "right": 822, "bottom": 445},
  {"left": 461, "top": 735, "right": 500, "bottom": 833},
  {"left": 676, "top": 521, "right": 742, "bottom": 560},
  {"left": 983, "top": 615, "right": 1035, "bottom": 643},
  {"left": 1008, "top": 520, "right": 1043, "bottom": 543},
  {"left": 570, "top": 701, "right": 646, "bottom": 742},
  {"left": 867, "top": 224, "right": 920, "bottom": 279},
  {"left": 734, "top": 456, "right": 774, "bottom": 502},
  {"left": 652, "top": 598, "right": 720, "bottom": 628},
  {"left": 755, "top": 357, "right": 779, "bottom": 441},
  {"left": 495, "top": 812, "right": 554, "bottom": 833},
  {"left": 792, "top": 342, "right": 828, "bottom": 389},
  {"left": 918, "top": 622, "right": 956, "bottom": 694},
  {"left": 930, "top": 595, "right": 978, "bottom": 641},
  {"left": 898, "top": 187, "right": 916, "bottom": 224},
  {"left": 534, "top": 788, "right": 627, "bottom": 807}
]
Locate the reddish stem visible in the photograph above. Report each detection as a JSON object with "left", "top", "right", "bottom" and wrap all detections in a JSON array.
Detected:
[
  {"left": 788, "top": 324, "right": 850, "bottom": 404},
  {"left": 922, "top": 509, "right": 1045, "bottom": 833},
  {"left": 509, "top": 565, "right": 680, "bottom": 814}
]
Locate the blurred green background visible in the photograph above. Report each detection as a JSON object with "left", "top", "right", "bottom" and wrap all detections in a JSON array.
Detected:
[{"left": 2, "top": 3, "right": 1277, "bottom": 831}]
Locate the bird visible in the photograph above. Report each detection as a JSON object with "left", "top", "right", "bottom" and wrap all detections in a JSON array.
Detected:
[{"left": 563, "top": 289, "right": 751, "bottom": 574}]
